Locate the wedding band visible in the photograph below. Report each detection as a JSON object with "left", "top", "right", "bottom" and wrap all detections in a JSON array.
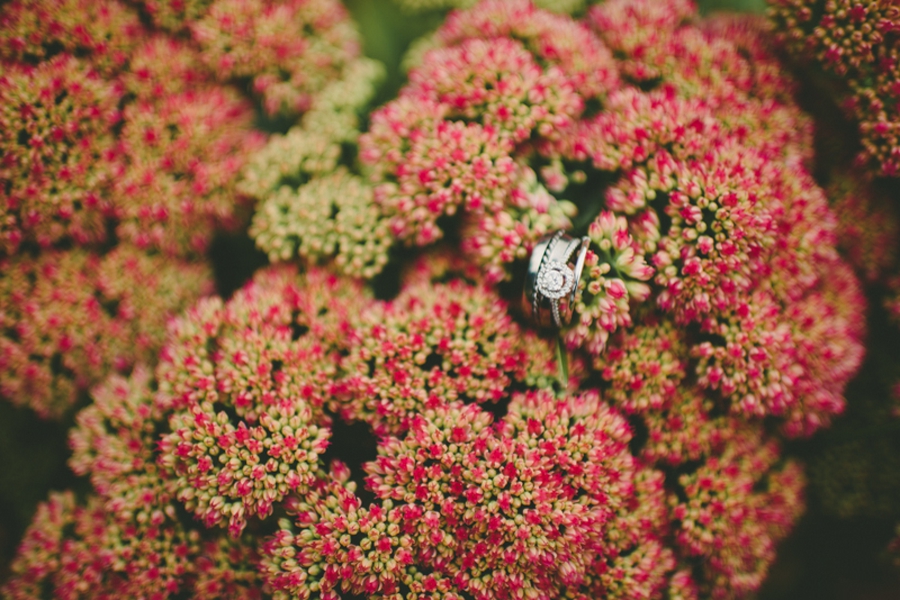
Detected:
[{"left": 524, "top": 231, "right": 590, "bottom": 329}]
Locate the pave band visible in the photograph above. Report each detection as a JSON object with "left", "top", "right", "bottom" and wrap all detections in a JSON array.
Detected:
[{"left": 524, "top": 231, "right": 590, "bottom": 329}]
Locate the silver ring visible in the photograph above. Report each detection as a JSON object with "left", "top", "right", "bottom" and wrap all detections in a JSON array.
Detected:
[{"left": 524, "top": 231, "right": 590, "bottom": 329}]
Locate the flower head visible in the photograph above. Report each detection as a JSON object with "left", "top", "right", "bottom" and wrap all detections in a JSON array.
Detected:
[
  {"left": 436, "top": 0, "right": 620, "bottom": 101},
  {"left": 337, "top": 278, "right": 558, "bottom": 436},
  {"left": 0, "top": 246, "right": 212, "bottom": 418},
  {"left": 392, "top": 0, "right": 590, "bottom": 15},
  {"left": 156, "top": 265, "right": 370, "bottom": 535},
  {"left": 69, "top": 365, "right": 173, "bottom": 524},
  {"left": 670, "top": 425, "right": 805, "bottom": 599},
  {"left": 114, "top": 83, "right": 264, "bottom": 256},
  {"left": 191, "top": 0, "right": 363, "bottom": 117},
  {"left": 3, "top": 490, "right": 262, "bottom": 600},
  {"left": 358, "top": 1, "right": 604, "bottom": 266},
  {"left": 828, "top": 170, "right": 900, "bottom": 283},
  {"left": 0, "top": 0, "right": 144, "bottom": 74},
  {"left": 0, "top": 55, "right": 120, "bottom": 252},
  {"left": 251, "top": 169, "right": 394, "bottom": 279},
  {"left": 769, "top": 0, "right": 900, "bottom": 176},
  {"left": 120, "top": 35, "right": 213, "bottom": 100},
  {"left": 266, "top": 392, "right": 673, "bottom": 600},
  {"left": 408, "top": 37, "right": 583, "bottom": 143}
]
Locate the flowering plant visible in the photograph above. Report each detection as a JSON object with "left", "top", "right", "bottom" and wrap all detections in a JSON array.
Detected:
[{"left": 0, "top": 0, "right": 897, "bottom": 598}]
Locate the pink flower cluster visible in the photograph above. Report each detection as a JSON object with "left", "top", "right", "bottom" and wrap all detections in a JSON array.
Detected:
[
  {"left": 5, "top": 253, "right": 812, "bottom": 599},
  {"left": 129, "top": 0, "right": 364, "bottom": 115},
  {"left": 357, "top": 0, "right": 865, "bottom": 437},
  {"left": 336, "top": 278, "right": 559, "bottom": 436},
  {"left": 0, "top": 0, "right": 366, "bottom": 417},
  {"left": 155, "top": 266, "right": 366, "bottom": 537},
  {"left": 2, "top": 2, "right": 872, "bottom": 600},
  {"left": 359, "top": 0, "right": 616, "bottom": 280},
  {"left": 266, "top": 394, "right": 674, "bottom": 600},
  {"left": 115, "top": 47, "right": 263, "bottom": 256},
  {"left": 0, "top": 0, "right": 264, "bottom": 256},
  {"left": 0, "top": 247, "right": 211, "bottom": 418},
  {"left": 125, "top": 0, "right": 364, "bottom": 116},
  {"left": 6, "top": 367, "right": 262, "bottom": 600},
  {"left": 671, "top": 425, "right": 805, "bottom": 599},
  {"left": 191, "top": 0, "right": 362, "bottom": 116},
  {"left": 345, "top": 1, "right": 860, "bottom": 595},
  {"left": 0, "top": 55, "right": 120, "bottom": 253},
  {"left": 0, "top": 0, "right": 144, "bottom": 74},
  {"left": 6, "top": 266, "right": 366, "bottom": 598},
  {"left": 769, "top": 0, "right": 900, "bottom": 177},
  {"left": 828, "top": 170, "right": 900, "bottom": 283}
]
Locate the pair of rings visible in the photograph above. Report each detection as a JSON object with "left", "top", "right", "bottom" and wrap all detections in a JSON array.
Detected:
[{"left": 524, "top": 231, "right": 590, "bottom": 329}]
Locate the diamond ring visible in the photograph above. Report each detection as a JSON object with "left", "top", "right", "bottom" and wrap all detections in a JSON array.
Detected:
[{"left": 524, "top": 231, "right": 590, "bottom": 329}]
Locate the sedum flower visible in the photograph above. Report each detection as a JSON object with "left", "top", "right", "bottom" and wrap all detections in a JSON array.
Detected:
[
  {"left": 263, "top": 463, "right": 459, "bottom": 600},
  {"left": 392, "top": 0, "right": 590, "bottom": 16},
  {"left": 564, "top": 210, "right": 653, "bottom": 356},
  {"left": 156, "top": 265, "right": 370, "bottom": 536},
  {"left": 350, "top": 0, "right": 866, "bottom": 444},
  {"left": 434, "top": 0, "right": 620, "bottom": 101},
  {"left": 3, "top": 491, "right": 200, "bottom": 600},
  {"left": 364, "top": 96, "right": 530, "bottom": 246},
  {"left": 0, "top": 0, "right": 144, "bottom": 74},
  {"left": 119, "top": 34, "right": 214, "bottom": 100},
  {"left": 0, "top": 246, "right": 212, "bottom": 418},
  {"left": 769, "top": 0, "right": 900, "bottom": 177},
  {"left": 114, "top": 82, "right": 265, "bottom": 257},
  {"left": 588, "top": 0, "right": 695, "bottom": 71},
  {"left": 459, "top": 171, "right": 576, "bottom": 283},
  {"left": 596, "top": 316, "right": 688, "bottom": 415},
  {"left": 669, "top": 425, "right": 805, "bottom": 599},
  {"left": 400, "top": 246, "right": 487, "bottom": 288},
  {"left": 251, "top": 169, "right": 393, "bottom": 279},
  {"left": 828, "top": 169, "right": 900, "bottom": 283},
  {"left": 0, "top": 55, "right": 120, "bottom": 253},
  {"left": 0, "top": 3, "right": 875, "bottom": 599},
  {"left": 191, "top": 0, "right": 364, "bottom": 117},
  {"left": 1, "top": 6, "right": 280, "bottom": 259},
  {"left": 639, "top": 386, "right": 722, "bottom": 466},
  {"left": 10, "top": 367, "right": 263, "bottom": 599},
  {"left": 239, "top": 55, "right": 383, "bottom": 202},
  {"left": 692, "top": 261, "right": 866, "bottom": 437},
  {"left": 358, "top": 0, "right": 613, "bottom": 274},
  {"left": 69, "top": 365, "right": 173, "bottom": 524},
  {"left": 406, "top": 37, "right": 584, "bottom": 144},
  {"left": 266, "top": 392, "right": 674, "bottom": 600},
  {"left": 3, "top": 489, "right": 263, "bottom": 600},
  {"left": 337, "top": 278, "right": 559, "bottom": 436},
  {"left": 547, "top": 0, "right": 864, "bottom": 434},
  {"left": 592, "top": 2, "right": 803, "bottom": 121},
  {"left": 240, "top": 127, "right": 344, "bottom": 201},
  {"left": 243, "top": 55, "right": 385, "bottom": 273},
  {"left": 666, "top": 569, "right": 701, "bottom": 600}
]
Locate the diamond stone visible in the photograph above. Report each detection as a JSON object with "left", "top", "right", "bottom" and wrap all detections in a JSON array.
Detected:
[{"left": 537, "top": 260, "right": 575, "bottom": 299}]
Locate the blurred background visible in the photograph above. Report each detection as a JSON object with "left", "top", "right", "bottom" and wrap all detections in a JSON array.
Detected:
[{"left": 1, "top": 1, "right": 899, "bottom": 598}]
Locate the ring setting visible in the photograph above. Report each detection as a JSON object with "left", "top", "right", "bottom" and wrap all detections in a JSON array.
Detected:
[
  {"left": 524, "top": 231, "right": 591, "bottom": 329},
  {"left": 536, "top": 260, "right": 575, "bottom": 300}
]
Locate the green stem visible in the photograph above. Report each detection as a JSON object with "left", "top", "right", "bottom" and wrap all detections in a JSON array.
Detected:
[{"left": 556, "top": 336, "right": 569, "bottom": 391}]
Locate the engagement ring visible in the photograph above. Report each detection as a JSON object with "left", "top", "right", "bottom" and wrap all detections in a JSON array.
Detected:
[{"left": 524, "top": 231, "right": 590, "bottom": 329}]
